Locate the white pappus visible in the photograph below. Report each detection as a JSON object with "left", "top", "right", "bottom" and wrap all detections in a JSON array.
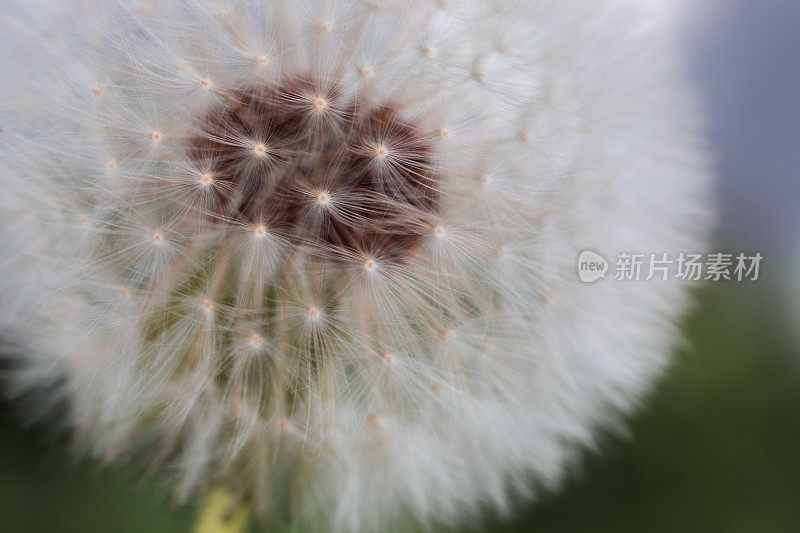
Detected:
[{"left": 0, "top": 0, "right": 712, "bottom": 531}]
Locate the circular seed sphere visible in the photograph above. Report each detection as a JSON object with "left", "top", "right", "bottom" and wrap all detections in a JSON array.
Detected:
[{"left": 0, "top": 1, "right": 711, "bottom": 531}]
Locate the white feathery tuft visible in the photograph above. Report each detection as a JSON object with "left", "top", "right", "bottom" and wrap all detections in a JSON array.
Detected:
[{"left": 0, "top": 0, "right": 712, "bottom": 531}]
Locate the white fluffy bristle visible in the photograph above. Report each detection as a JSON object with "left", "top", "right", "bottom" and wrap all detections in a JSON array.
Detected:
[{"left": 0, "top": 1, "right": 711, "bottom": 531}]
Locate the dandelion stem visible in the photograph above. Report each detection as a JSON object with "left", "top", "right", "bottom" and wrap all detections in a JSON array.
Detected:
[{"left": 194, "top": 489, "right": 250, "bottom": 533}]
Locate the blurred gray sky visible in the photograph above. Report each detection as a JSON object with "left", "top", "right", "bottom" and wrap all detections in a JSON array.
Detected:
[{"left": 675, "top": 0, "right": 800, "bottom": 259}]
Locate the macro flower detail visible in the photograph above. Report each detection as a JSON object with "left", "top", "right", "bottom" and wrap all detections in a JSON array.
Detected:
[
  {"left": 0, "top": 1, "right": 712, "bottom": 531},
  {"left": 187, "top": 78, "right": 441, "bottom": 259}
]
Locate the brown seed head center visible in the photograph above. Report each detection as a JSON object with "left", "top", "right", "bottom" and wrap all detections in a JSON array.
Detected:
[{"left": 187, "top": 74, "right": 443, "bottom": 263}]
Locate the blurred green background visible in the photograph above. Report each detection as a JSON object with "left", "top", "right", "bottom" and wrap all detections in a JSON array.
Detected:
[{"left": 3, "top": 280, "right": 800, "bottom": 532}]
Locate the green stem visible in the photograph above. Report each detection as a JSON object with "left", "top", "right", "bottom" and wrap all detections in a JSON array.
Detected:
[{"left": 194, "top": 489, "right": 250, "bottom": 533}]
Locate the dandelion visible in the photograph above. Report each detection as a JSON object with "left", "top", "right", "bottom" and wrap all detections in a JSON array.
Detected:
[{"left": 0, "top": 1, "right": 711, "bottom": 531}]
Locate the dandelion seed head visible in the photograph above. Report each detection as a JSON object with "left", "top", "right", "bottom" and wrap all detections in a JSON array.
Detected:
[{"left": 0, "top": 1, "right": 712, "bottom": 531}]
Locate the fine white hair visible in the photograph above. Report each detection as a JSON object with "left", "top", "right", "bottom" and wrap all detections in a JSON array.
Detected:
[{"left": 0, "top": 1, "right": 712, "bottom": 531}]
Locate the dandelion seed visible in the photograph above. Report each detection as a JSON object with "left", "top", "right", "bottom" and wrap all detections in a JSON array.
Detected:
[
  {"left": 366, "top": 0, "right": 383, "bottom": 12},
  {"left": 315, "top": 191, "right": 330, "bottom": 205},
  {"left": 199, "top": 172, "right": 213, "bottom": 186},
  {"left": 230, "top": 399, "right": 245, "bottom": 414},
  {"left": 252, "top": 142, "right": 267, "bottom": 156},
  {"left": 373, "top": 144, "right": 388, "bottom": 160},
  {"left": 312, "top": 97, "right": 327, "bottom": 110},
  {"left": 248, "top": 333, "right": 263, "bottom": 348},
  {"left": 359, "top": 66, "right": 373, "bottom": 79}
]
